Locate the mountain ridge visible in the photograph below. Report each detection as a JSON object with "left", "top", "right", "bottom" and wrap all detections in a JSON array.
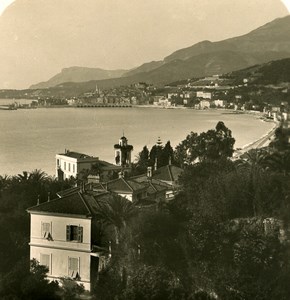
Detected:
[{"left": 30, "top": 15, "right": 290, "bottom": 90}]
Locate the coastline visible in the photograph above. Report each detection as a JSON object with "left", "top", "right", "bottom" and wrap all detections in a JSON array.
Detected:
[{"left": 233, "top": 119, "right": 279, "bottom": 158}]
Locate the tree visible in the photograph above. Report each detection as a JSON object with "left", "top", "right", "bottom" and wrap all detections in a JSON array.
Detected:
[
  {"left": 174, "top": 131, "right": 199, "bottom": 167},
  {"left": 0, "top": 259, "right": 60, "bottom": 300},
  {"left": 122, "top": 265, "right": 185, "bottom": 300},
  {"left": 58, "top": 277, "right": 85, "bottom": 300},
  {"left": 174, "top": 122, "right": 235, "bottom": 166},
  {"left": 159, "top": 141, "right": 174, "bottom": 167},
  {"left": 94, "top": 194, "right": 137, "bottom": 245},
  {"left": 134, "top": 146, "right": 150, "bottom": 174},
  {"left": 269, "top": 126, "right": 289, "bottom": 151}
]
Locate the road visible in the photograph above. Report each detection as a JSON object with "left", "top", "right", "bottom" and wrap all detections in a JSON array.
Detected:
[{"left": 233, "top": 122, "right": 278, "bottom": 159}]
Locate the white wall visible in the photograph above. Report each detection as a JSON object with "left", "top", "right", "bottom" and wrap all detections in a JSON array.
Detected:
[
  {"left": 30, "top": 214, "right": 93, "bottom": 290},
  {"left": 30, "top": 246, "right": 92, "bottom": 291}
]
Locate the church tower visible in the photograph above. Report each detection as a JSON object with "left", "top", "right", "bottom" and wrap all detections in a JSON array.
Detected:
[{"left": 114, "top": 135, "right": 133, "bottom": 166}]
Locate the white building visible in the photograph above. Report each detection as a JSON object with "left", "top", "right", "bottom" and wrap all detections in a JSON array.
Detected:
[
  {"left": 196, "top": 91, "right": 212, "bottom": 99},
  {"left": 214, "top": 99, "right": 227, "bottom": 108},
  {"left": 199, "top": 99, "right": 211, "bottom": 109},
  {"left": 56, "top": 151, "right": 100, "bottom": 180},
  {"left": 153, "top": 96, "right": 172, "bottom": 107},
  {"left": 27, "top": 191, "right": 112, "bottom": 291}
]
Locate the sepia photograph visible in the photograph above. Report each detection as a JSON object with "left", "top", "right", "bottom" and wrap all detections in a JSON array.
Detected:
[{"left": 0, "top": 0, "right": 290, "bottom": 299}]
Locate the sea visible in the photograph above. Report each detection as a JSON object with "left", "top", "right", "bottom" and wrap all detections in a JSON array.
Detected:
[{"left": 0, "top": 106, "right": 274, "bottom": 176}]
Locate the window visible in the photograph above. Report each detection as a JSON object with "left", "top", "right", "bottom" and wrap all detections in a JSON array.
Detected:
[
  {"left": 42, "top": 222, "right": 51, "bottom": 239},
  {"left": 68, "top": 163, "right": 71, "bottom": 172},
  {"left": 64, "top": 162, "right": 66, "bottom": 170},
  {"left": 57, "top": 159, "right": 60, "bottom": 166},
  {"left": 40, "top": 253, "right": 50, "bottom": 271},
  {"left": 68, "top": 257, "right": 80, "bottom": 279},
  {"left": 73, "top": 164, "right": 75, "bottom": 173},
  {"left": 66, "top": 225, "right": 83, "bottom": 242}
]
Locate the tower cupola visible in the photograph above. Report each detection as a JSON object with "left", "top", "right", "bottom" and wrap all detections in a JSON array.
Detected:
[{"left": 114, "top": 135, "right": 133, "bottom": 166}]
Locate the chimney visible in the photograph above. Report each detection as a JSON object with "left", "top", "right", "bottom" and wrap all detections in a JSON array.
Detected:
[
  {"left": 154, "top": 157, "right": 158, "bottom": 171},
  {"left": 47, "top": 192, "right": 50, "bottom": 202},
  {"left": 147, "top": 166, "right": 152, "bottom": 178},
  {"left": 80, "top": 181, "right": 85, "bottom": 193},
  {"left": 108, "top": 240, "right": 112, "bottom": 258}
]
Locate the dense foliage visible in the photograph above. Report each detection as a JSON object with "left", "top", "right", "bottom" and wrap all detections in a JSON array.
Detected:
[{"left": 1, "top": 122, "right": 290, "bottom": 299}]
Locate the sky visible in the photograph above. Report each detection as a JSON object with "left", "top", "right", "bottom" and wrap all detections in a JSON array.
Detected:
[{"left": 0, "top": 0, "right": 289, "bottom": 89}]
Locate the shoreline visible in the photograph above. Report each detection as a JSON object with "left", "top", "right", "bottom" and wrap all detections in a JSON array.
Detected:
[{"left": 233, "top": 119, "right": 279, "bottom": 158}]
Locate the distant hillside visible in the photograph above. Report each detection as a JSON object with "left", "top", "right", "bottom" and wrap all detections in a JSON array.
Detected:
[
  {"left": 227, "top": 58, "right": 290, "bottom": 85},
  {"left": 30, "top": 66, "right": 128, "bottom": 89},
  {"left": 29, "top": 15, "right": 290, "bottom": 92},
  {"left": 123, "top": 61, "right": 164, "bottom": 77}
]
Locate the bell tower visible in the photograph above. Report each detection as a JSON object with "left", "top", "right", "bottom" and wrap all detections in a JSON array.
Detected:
[{"left": 114, "top": 135, "right": 133, "bottom": 166}]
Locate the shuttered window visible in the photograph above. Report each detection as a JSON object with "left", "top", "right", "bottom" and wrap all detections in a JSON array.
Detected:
[
  {"left": 66, "top": 225, "right": 83, "bottom": 242},
  {"left": 68, "top": 257, "right": 80, "bottom": 278},
  {"left": 41, "top": 222, "right": 51, "bottom": 238},
  {"left": 40, "top": 253, "right": 50, "bottom": 271}
]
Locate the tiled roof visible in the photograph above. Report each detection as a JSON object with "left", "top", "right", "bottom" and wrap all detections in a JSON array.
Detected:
[
  {"left": 106, "top": 177, "right": 146, "bottom": 193},
  {"left": 27, "top": 192, "right": 92, "bottom": 217},
  {"left": 131, "top": 174, "right": 175, "bottom": 189},
  {"left": 56, "top": 186, "right": 80, "bottom": 198},
  {"left": 152, "top": 165, "right": 183, "bottom": 182}
]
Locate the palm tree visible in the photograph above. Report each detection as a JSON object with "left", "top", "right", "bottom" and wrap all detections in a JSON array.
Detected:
[
  {"left": 0, "top": 174, "right": 11, "bottom": 190},
  {"left": 16, "top": 171, "right": 30, "bottom": 183},
  {"left": 265, "top": 150, "right": 290, "bottom": 176},
  {"left": 235, "top": 149, "right": 270, "bottom": 216},
  {"left": 29, "top": 169, "right": 49, "bottom": 184},
  {"left": 95, "top": 194, "right": 136, "bottom": 245}
]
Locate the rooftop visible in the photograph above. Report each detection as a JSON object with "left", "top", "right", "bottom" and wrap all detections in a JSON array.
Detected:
[
  {"left": 58, "top": 151, "right": 99, "bottom": 160},
  {"left": 27, "top": 190, "right": 113, "bottom": 217},
  {"left": 106, "top": 177, "right": 146, "bottom": 193},
  {"left": 27, "top": 192, "right": 92, "bottom": 217},
  {"left": 152, "top": 165, "right": 183, "bottom": 183}
]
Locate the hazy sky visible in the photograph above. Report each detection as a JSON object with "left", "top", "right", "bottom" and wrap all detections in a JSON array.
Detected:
[{"left": 0, "top": 0, "right": 288, "bottom": 89}]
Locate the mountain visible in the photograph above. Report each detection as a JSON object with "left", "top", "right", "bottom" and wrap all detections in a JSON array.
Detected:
[
  {"left": 164, "top": 15, "right": 290, "bottom": 62},
  {"left": 30, "top": 15, "right": 290, "bottom": 91},
  {"left": 122, "top": 61, "right": 164, "bottom": 77},
  {"left": 30, "top": 67, "right": 128, "bottom": 89}
]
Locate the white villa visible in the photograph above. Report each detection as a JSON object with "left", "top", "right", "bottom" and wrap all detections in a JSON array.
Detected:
[
  {"left": 27, "top": 191, "right": 112, "bottom": 291},
  {"left": 56, "top": 151, "right": 100, "bottom": 180}
]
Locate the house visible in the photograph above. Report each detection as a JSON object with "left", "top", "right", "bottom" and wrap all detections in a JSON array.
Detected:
[
  {"left": 132, "top": 165, "right": 183, "bottom": 201},
  {"left": 56, "top": 136, "right": 133, "bottom": 181},
  {"left": 105, "top": 176, "right": 148, "bottom": 202},
  {"left": 196, "top": 91, "right": 212, "bottom": 99},
  {"left": 153, "top": 96, "right": 172, "bottom": 107},
  {"left": 199, "top": 99, "right": 211, "bottom": 109},
  {"left": 214, "top": 99, "right": 227, "bottom": 108},
  {"left": 27, "top": 191, "right": 113, "bottom": 291},
  {"left": 56, "top": 151, "right": 100, "bottom": 180},
  {"left": 167, "top": 93, "right": 178, "bottom": 100}
]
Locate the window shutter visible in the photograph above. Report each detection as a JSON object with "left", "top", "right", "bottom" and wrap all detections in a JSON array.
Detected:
[
  {"left": 78, "top": 226, "right": 83, "bottom": 243},
  {"left": 66, "top": 225, "right": 71, "bottom": 241}
]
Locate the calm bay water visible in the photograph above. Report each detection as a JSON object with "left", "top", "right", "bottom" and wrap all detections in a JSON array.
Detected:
[{"left": 0, "top": 107, "right": 274, "bottom": 176}]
